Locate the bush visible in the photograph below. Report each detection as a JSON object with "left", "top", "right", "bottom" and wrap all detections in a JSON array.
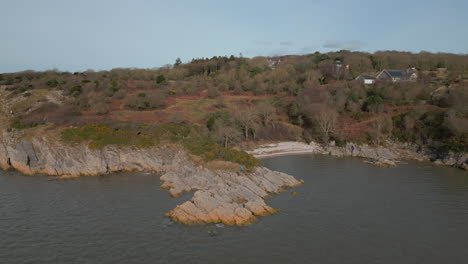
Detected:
[
  {"left": 113, "top": 88, "right": 127, "bottom": 99},
  {"left": 124, "top": 90, "right": 166, "bottom": 110},
  {"left": 61, "top": 123, "right": 154, "bottom": 149},
  {"left": 21, "top": 103, "right": 80, "bottom": 126},
  {"left": 61, "top": 122, "right": 259, "bottom": 169},
  {"left": 206, "top": 110, "right": 231, "bottom": 130},
  {"left": 182, "top": 133, "right": 259, "bottom": 169},
  {"left": 70, "top": 85, "right": 82, "bottom": 96},
  {"left": 207, "top": 85, "right": 221, "bottom": 98},
  {"left": 155, "top": 74, "right": 166, "bottom": 85},
  {"left": 9, "top": 118, "right": 36, "bottom": 130},
  {"left": 93, "top": 101, "right": 109, "bottom": 115},
  {"left": 45, "top": 79, "right": 59, "bottom": 88}
]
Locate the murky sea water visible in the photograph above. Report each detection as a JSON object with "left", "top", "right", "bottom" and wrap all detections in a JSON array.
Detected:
[{"left": 1, "top": 155, "right": 467, "bottom": 264}]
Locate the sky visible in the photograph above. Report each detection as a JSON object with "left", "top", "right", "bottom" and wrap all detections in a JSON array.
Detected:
[{"left": 1, "top": 0, "right": 468, "bottom": 73}]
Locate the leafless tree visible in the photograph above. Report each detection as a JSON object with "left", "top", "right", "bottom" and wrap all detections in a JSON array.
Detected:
[
  {"left": 213, "top": 120, "right": 242, "bottom": 148},
  {"left": 256, "top": 101, "right": 276, "bottom": 126},
  {"left": 313, "top": 105, "right": 338, "bottom": 143},
  {"left": 233, "top": 107, "right": 260, "bottom": 140}
]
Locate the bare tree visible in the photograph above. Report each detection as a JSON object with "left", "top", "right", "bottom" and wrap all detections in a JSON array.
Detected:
[
  {"left": 213, "top": 120, "right": 242, "bottom": 148},
  {"left": 233, "top": 107, "right": 260, "bottom": 140},
  {"left": 444, "top": 109, "right": 468, "bottom": 137},
  {"left": 313, "top": 105, "right": 338, "bottom": 143},
  {"left": 369, "top": 116, "right": 393, "bottom": 144},
  {"left": 256, "top": 101, "right": 276, "bottom": 127}
]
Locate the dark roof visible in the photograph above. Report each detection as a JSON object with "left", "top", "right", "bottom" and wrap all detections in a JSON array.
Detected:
[{"left": 382, "top": 70, "right": 404, "bottom": 78}]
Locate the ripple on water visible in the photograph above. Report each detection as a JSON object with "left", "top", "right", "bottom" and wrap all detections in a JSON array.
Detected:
[{"left": 1, "top": 157, "right": 468, "bottom": 264}]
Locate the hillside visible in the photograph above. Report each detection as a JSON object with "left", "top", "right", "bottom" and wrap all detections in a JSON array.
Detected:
[{"left": 1, "top": 51, "right": 467, "bottom": 165}]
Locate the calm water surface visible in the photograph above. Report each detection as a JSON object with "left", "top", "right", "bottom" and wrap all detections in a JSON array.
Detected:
[{"left": 1, "top": 155, "right": 467, "bottom": 264}]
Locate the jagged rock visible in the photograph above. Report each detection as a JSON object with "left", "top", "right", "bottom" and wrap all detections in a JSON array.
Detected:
[
  {"left": 0, "top": 134, "right": 304, "bottom": 226},
  {"left": 324, "top": 141, "right": 466, "bottom": 170},
  {"left": 161, "top": 166, "right": 302, "bottom": 225}
]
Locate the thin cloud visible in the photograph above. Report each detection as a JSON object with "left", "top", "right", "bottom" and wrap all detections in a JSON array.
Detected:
[
  {"left": 280, "top": 41, "right": 293, "bottom": 46},
  {"left": 323, "top": 40, "right": 365, "bottom": 50},
  {"left": 254, "top": 40, "right": 273, "bottom": 46}
]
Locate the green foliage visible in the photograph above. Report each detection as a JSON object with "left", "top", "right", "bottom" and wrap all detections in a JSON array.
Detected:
[
  {"left": 351, "top": 111, "right": 370, "bottom": 121},
  {"left": 348, "top": 93, "right": 359, "bottom": 103},
  {"left": 391, "top": 110, "right": 467, "bottom": 152},
  {"left": 366, "top": 95, "right": 384, "bottom": 105},
  {"left": 168, "top": 88, "right": 177, "bottom": 95},
  {"left": 174, "top": 58, "right": 182, "bottom": 67},
  {"left": 249, "top": 66, "right": 263, "bottom": 77},
  {"left": 45, "top": 79, "right": 59, "bottom": 88},
  {"left": 365, "top": 88, "right": 384, "bottom": 112},
  {"left": 70, "top": 85, "right": 82, "bottom": 96},
  {"left": 61, "top": 123, "right": 259, "bottom": 169},
  {"left": 156, "top": 74, "right": 166, "bottom": 84},
  {"left": 182, "top": 133, "right": 259, "bottom": 169},
  {"left": 206, "top": 110, "right": 231, "bottom": 130},
  {"left": 61, "top": 123, "right": 154, "bottom": 149},
  {"left": 9, "top": 118, "right": 36, "bottom": 130},
  {"left": 124, "top": 91, "right": 166, "bottom": 110}
]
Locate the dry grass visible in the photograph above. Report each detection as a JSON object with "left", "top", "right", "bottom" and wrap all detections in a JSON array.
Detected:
[
  {"left": 110, "top": 93, "right": 275, "bottom": 125},
  {"left": 204, "top": 160, "right": 242, "bottom": 172},
  {"left": 11, "top": 89, "right": 50, "bottom": 113}
]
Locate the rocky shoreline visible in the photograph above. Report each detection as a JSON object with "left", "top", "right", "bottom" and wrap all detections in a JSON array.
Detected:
[
  {"left": 0, "top": 134, "right": 303, "bottom": 226},
  {"left": 248, "top": 141, "right": 468, "bottom": 171}
]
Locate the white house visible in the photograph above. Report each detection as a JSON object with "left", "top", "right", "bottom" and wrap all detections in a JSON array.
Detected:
[{"left": 355, "top": 75, "right": 376, "bottom": 85}]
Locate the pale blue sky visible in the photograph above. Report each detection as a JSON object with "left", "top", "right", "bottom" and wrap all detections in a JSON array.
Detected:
[{"left": 1, "top": 0, "right": 467, "bottom": 73}]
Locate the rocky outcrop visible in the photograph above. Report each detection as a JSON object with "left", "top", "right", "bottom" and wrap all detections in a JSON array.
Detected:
[
  {"left": 433, "top": 152, "right": 468, "bottom": 170},
  {"left": 0, "top": 136, "right": 173, "bottom": 176},
  {"left": 325, "top": 142, "right": 409, "bottom": 167},
  {"left": 0, "top": 134, "right": 304, "bottom": 225},
  {"left": 162, "top": 166, "right": 303, "bottom": 225},
  {"left": 250, "top": 141, "right": 467, "bottom": 170},
  {"left": 325, "top": 141, "right": 467, "bottom": 170}
]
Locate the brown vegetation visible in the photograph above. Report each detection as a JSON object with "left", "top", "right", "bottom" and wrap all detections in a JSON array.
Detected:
[{"left": 1, "top": 50, "right": 467, "bottom": 153}]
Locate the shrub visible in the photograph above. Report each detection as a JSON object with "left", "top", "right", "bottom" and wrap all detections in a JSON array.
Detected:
[
  {"left": 206, "top": 110, "right": 231, "bottom": 130},
  {"left": 21, "top": 103, "right": 80, "bottom": 126},
  {"left": 61, "top": 123, "right": 154, "bottom": 149},
  {"left": 93, "top": 101, "right": 109, "bottom": 115},
  {"left": 9, "top": 118, "right": 36, "bottom": 130},
  {"left": 155, "top": 74, "right": 166, "bottom": 85},
  {"left": 124, "top": 90, "right": 166, "bottom": 110},
  {"left": 61, "top": 122, "right": 259, "bottom": 169},
  {"left": 207, "top": 85, "right": 221, "bottom": 98},
  {"left": 182, "top": 132, "right": 259, "bottom": 169},
  {"left": 70, "top": 85, "right": 82, "bottom": 96},
  {"left": 113, "top": 88, "right": 127, "bottom": 99},
  {"left": 45, "top": 79, "right": 59, "bottom": 88}
]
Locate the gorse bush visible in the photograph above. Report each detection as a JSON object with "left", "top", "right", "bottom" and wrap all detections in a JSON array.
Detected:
[
  {"left": 61, "top": 123, "right": 259, "bottom": 169},
  {"left": 182, "top": 133, "right": 259, "bottom": 169},
  {"left": 61, "top": 123, "right": 154, "bottom": 149}
]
